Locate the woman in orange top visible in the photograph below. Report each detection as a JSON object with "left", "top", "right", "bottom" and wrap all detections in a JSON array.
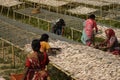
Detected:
[{"left": 39, "top": 34, "right": 51, "bottom": 53}]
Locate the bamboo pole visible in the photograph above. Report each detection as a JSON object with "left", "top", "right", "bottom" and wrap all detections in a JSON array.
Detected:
[
  {"left": 37, "top": 18, "right": 39, "bottom": 27},
  {"left": 13, "top": 10, "right": 15, "bottom": 20},
  {"left": 109, "top": 4, "right": 111, "bottom": 27},
  {"left": 12, "top": 45, "right": 15, "bottom": 68},
  {"left": 85, "top": 0, "right": 88, "bottom": 19},
  {"left": 21, "top": 13, "right": 23, "bottom": 22},
  {"left": 0, "top": 38, "right": 24, "bottom": 50},
  {"left": 22, "top": 2, "right": 26, "bottom": 9},
  {"left": 71, "top": 27, "right": 82, "bottom": 33},
  {"left": 14, "top": 9, "right": 51, "bottom": 23},
  {"left": 23, "top": 14, "right": 25, "bottom": 22},
  {"left": 71, "top": 28, "right": 73, "bottom": 40},
  {"left": 69, "top": 1, "right": 72, "bottom": 16},
  {"left": 34, "top": 3, "right": 36, "bottom": 8},
  {"left": 28, "top": 16, "right": 31, "bottom": 24},
  {"left": 40, "top": 4, "right": 43, "bottom": 10},
  {"left": 70, "top": 27, "right": 82, "bottom": 40},
  {"left": 48, "top": 6, "right": 51, "bottom": 11},
  {"left": 2, "top": 40, "right": 4, "bottom": 60},
  {"left": 1, "top": 6, "right": 3, "bottom": 14},
  {"left": 7, "top": 7, "right": 10, "bottom": 17},
  {"left": 47, "top": 22, "right": 50, "bottom": 32}
]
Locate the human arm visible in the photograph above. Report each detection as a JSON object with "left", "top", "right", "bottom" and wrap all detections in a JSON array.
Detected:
[
  {"left": 106, "top": 37, "right": 116, "bottom": 50},
  {"left": 96, "top": 38, "right": 109, "bottom": 49},
  {"left": 45, "top": 42, "right": 51, "bottom": 53},
  {"left": 93, "top": 21, "right": 98, "bottom": 33},
  {"left": 45, "top": 53, "right": 49, "bottom": 65},
  {"left": 98, "top": 37, "right": 116, "bottom": 51},
  {"left": 48, "top": 48, "right": 61, "bottom": 55}
]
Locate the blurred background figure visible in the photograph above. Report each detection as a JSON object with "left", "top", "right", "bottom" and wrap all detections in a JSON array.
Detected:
[
  {"left": 81, "top": 14, "right": 98, "bottom": 46},
  {"left": 97, "top": 28, "right": 120, "bottom": 55},
  {"left": 52, "top": 18, "right": 65, "bottom": 35}
]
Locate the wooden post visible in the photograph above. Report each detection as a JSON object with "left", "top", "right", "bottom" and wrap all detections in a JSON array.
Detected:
[
  {"left": 48, "top": 6, "right": 51, "bottom": 11},
  {"left": 48, "top": 22, "right": 50, "bottom": 32},
  {"left": 2, "top": 41, "right": 4, "bottom": 60},
  {"left": 22, "top": 2, "right": 25, "bottom": 9},
  {"left": 100, "top": 6, "right": 102, "bottom": 20},
  {"left": 71, "top": 28, "right": 73, "bottom": 40},
  {"left": 29, "top": 16, "right": 31, "bottom": 24},
  {"left": 23, "top": 14, "right": 25, "bottom": 22},
  {"left": 7, "top": 7, "right": 10, "bottom": 17},
  {"left": 13, "top": 11, "right": 15, "bottom": 20},
  {"left": 41, "top": 5, "right": 43, "bottom": 10},
  {"left": 21, "top": 14, "right": 23, "bottom": 22},
  {"left": 34, "top": 3, "right": 36, "bottom": 8},
  {"left": 12, "top": 45, "right": 15, "bottom": 68},
  {"left": 1, "top": 6, "right": 3, "bottom": 14},
  {"left": 59, "top": 7, "right": 61, "bottom": 13},
  {"left": 37, "top": 18, "right": 39, "bottom": 27},
  {"left": 109, "top": 5, "right": 111, "bottom": 27},
  {"left": 56, "top": 7, "right": 59, "bottom": 13}
]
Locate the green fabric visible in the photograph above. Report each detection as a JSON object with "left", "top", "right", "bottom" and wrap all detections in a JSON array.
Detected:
[{"left": 81, "top": 29, "right": 88, "bottom": 44}]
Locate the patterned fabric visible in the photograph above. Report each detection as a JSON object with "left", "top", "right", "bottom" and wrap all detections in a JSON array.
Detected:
[
  {"left": 104, "top": 29, "right": 120, "bottom": 55},
  {"left": 81, "top": 19, "right": 97, "bottom": 46},
  {"left": 107, "top": 36, "right": 120, "bottom": 53},
  {"left": 105, "top": 28, "right": 115, "bottom": 39},
  {"left": 84, "top": 19, "right": 97, "bottom": 38},
  {"left": 81, "top": 29, "right": 88, "bottom": 44},
  {"left": 32, "top": 70, "right": 49, "bottom": 80},
  {"left": 25, "top": 52, "right": 49, "bottom": 80}
]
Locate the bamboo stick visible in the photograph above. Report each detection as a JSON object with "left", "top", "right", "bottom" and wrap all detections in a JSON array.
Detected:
[
  {"left": 37, "top": 18, "right": 39, "bottom": 27},
  {"left": 0, "top": 38, "right": 24, "bottom": 51},
  {"left": 2, "top": 40, "right": 4, "bottom": 60},
  {"left": 71, "top": 28, "right": 73, "bottom": 40},
  {"left": 12, "top": 45, "right": 15, "bottom": 68},
  {"left": 47, "top": 22, "right": 50, "bottom": 32}
]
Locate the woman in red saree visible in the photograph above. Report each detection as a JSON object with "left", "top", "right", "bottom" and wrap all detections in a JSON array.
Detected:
[
  {"left": 23, "top": 39, "right": 50, "bottom": 80},
  {"left": 99, "top": 28, "right": 120, "bottom": 55}
]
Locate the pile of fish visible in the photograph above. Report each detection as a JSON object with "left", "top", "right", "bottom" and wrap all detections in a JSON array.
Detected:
[
  {"left": 24, "top": 39, "right": 120, "bottom": 80},
  {"left": 27, "top": 0, "right": 69, "bottom": 7},
  {"left": 67, "top": 6, "right": 98, "bottom": 14},
  {"left": 96, "top": 25, "right": 120, "bottom": 41},
  {"left": 49, "top": 40, "right": 120, "bottom": 80}
]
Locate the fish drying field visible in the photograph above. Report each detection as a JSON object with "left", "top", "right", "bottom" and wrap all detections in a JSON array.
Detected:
[{"left": 0, "top": 0, "right": 120, "bottom": 80}]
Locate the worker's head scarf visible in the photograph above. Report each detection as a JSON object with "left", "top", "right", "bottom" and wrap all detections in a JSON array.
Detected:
[{"left": 105, "top": 28, "right": 115, "bottom": 39}]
